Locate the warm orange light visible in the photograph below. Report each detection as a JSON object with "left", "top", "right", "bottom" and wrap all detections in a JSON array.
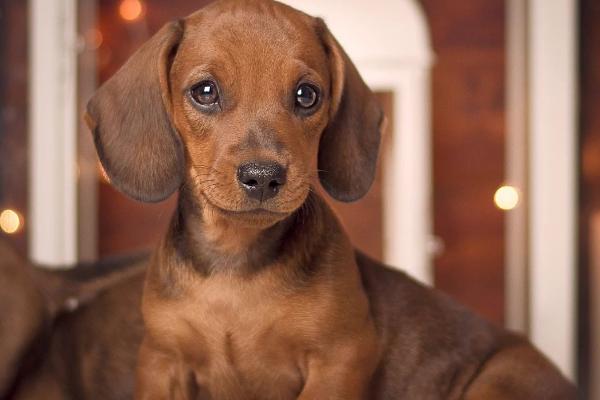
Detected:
[
  {"left": 86, "top": 28, "right": 103, "bottom": 50},
  {"left": 0, "top": 209, "right": 22, "bottom": 234},
  {"left": 119, "top": 0, "right": 144, "bottom": 22},
  {"left": 494, "top": 185, "right": 520, "bottom": 211},
  {"left": 99, "top": 163, "right": 111, "bottom": 183}
]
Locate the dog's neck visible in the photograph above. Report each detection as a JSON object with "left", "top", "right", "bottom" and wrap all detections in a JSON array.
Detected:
[{"left": 164, "top": 188, "right": 331, "bottom": 276}]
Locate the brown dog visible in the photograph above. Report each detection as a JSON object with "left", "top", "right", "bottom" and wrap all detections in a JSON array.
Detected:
[
  {"left": 0, "top": 241, "right": 47, "bottom": 398},
  {"left": 85, "top": 0, "right": 577, "bottom": 399},
  {"left": 0, "top": 240, "right": 147, "bottom": 400}
]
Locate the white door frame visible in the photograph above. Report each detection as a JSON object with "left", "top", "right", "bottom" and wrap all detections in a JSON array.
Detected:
[
  {"left": 28, "top": 0, "right": 98, "bottom": 265},
  {"left": 506, "top": 0, "right": 578, "bottom": 380},
  {"left": 528, "top": 0, "right": 578, "bottom": 380},
  {"left": 28, "top": 0, "right": 79, "bottom": 266}
]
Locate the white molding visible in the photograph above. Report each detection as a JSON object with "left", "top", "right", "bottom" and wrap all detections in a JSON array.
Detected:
[
  {"left": 528, "top": 0, "right": 577, "bottom": 379},
  {"left": 28, "top": 0, "right": 78, "bottom": 265},
  {"left": 361, "top": 67, "right": 432, "bottom": 284},
  {"left": 281, "top": 0, "right": 434, "bottom": 284}
]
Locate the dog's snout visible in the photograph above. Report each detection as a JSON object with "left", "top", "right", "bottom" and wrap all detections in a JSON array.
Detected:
[{"left": 237, "top": 162, "right": 287, "bottom": 201}]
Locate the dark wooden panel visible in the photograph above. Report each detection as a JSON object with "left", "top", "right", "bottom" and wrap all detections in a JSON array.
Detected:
[
  {"left": 420, "top": 0, "right": 506, "bottom": 325},
  {"left": 97, "top": 0, "right": 215, "bottom": 82},
  {"left": 98, "top": 182, "right": 176, "bottom": 256},
  {"left": 0, "top": 1, "right": 28, "bottom": 257},
  {"left": 578, "top": 0, "right": 600, "bottom": 395}
]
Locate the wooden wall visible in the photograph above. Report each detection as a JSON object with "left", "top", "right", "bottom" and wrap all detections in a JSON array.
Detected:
[
  {"left": 420, "top": 0, "right": 506, "bottom": 325},
  {"left": 0, "top": 1, "right": 28, "bottom": 257},
  {"left": 578, "top": 0, "right": 600, "bottom": 395}
]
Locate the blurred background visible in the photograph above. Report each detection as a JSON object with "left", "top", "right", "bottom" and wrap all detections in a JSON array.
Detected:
[{"left": 0, "top": 0, "right": 598, "bottom": 397}]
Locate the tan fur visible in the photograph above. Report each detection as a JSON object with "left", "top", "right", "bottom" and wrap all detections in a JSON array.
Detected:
[{"left": 77, "top": 0, "right": 579, "bottom": 399}]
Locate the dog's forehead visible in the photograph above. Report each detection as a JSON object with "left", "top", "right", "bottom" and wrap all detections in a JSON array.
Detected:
[
  {"left": 179, "top": 1, "right": 326, "bottom": 73},
  {"left": 188, "top": 0, "right": 314, "bottom": 31}
]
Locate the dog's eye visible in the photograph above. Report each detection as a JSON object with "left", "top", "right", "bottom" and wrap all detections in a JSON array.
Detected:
[
  {"left": 295, "top": 84, "right": 319, "bottom": 109},
  {"left": 190, "top": 80, "right": 219, "bottom": 106}
]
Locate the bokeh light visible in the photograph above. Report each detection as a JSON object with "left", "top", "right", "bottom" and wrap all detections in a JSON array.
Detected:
[
  {"left": 86, "top": 28, "right": 103, "bottom": 50},
  {"left": 99, "top": 163, "right": 111, "bottom": 183},
  {"left": 119, "top": 0, "right": 144, "bottom": 22},
  {"left": 494, "top": 185, "right": 520, "bottom": 211},
  {"left": 0, "top": 209, "right": 22, "bottom": 234}
]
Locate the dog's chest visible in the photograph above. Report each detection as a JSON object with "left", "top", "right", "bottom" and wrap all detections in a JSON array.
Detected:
[{"left": 150, "top": 275, "right": 311, "bottom": 399}]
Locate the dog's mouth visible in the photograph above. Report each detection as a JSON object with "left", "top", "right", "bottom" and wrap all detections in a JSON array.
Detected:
[
  {"left": 213, "top": 203, "right": 288, "bottom": 217},
  {"left": 200, "top": 191, "right": 292, "bottom": 222}
]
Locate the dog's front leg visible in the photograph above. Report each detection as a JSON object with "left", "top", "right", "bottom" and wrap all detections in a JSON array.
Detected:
[
  {"left": 297, "top": 339, "right": 379, "bottom": 400},
  {"left": 135, "top": 337, "right": 193, "bottom": 400},
  {"left": 297, "top": 362, "right": 372, "bottom": 400}
]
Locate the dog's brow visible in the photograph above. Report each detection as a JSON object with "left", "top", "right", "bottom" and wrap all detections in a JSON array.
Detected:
[
  {"left": 182, "top": 65, "right": 227, "bottom": 89},
  {"left": 288, "top": 59, "right": 325, "bottom": 84}
]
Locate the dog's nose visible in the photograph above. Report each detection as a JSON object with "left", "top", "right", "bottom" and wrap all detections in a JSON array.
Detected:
[{"left": 237, "top": 162, "right": 287, "bottom": 201}]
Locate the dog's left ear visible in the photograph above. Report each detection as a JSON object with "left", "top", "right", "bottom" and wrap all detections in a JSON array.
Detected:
[
  {"left": 316, "top": 19, "right": 385, "bottom": 202},
  {"left": 85, "top": 21, "right": 185, "bottom": 203}
]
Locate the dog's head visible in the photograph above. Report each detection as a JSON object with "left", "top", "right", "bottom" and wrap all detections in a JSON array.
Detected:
[{"left": 86, "top": 0, "right": 384, "bottom": 227}]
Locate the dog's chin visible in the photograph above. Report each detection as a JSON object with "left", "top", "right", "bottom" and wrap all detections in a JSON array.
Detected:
[
  {"left": 201, "top": 194, "right": 298, "bottom": 229},
  {"left": 216, "top": 206, "right": 290, "bottom": 228}
]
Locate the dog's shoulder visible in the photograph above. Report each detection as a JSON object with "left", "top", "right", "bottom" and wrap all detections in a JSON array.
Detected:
[
  {"left": 355, "top": 250, "right": 487, "bottom": 328},
  {"left": 355, "top": 250, "right": 502, "bottom": 395},
  {"left": 355, "top": 251, "right": 576, "bottom": 398}
]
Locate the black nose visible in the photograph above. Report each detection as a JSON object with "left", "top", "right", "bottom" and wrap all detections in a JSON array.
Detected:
[{"left": 237, "top": 162, "right": 287, "bottom": 202}]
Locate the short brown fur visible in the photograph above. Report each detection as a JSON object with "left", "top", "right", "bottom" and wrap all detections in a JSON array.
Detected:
[{"left": 83, "top": 1, "right": 576, "bottom": 399}]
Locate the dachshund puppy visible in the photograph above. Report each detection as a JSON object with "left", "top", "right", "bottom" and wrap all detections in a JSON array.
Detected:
[{"left": 86, "top": 0, "right": 577, "bottom": 399}]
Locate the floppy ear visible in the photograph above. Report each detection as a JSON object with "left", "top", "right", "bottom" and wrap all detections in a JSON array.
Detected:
[
  {"left": 85, "top": 21, "right": 185, "bottom": 203},
  {"left": 316, "top": 19, "right": 385, "bottom": 202}
]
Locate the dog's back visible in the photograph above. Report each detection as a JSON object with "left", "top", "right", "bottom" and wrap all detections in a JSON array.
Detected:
[{"left": 357, "top": 252, "right": 577, "bottom": 399}]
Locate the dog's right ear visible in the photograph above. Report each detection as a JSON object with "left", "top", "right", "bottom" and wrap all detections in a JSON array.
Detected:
[
  {"left": 85, "top": 21, "right": 185, "bottom": 203},
  {"left": 315, "top": 19, "right": 384, "bottom": 203}
]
